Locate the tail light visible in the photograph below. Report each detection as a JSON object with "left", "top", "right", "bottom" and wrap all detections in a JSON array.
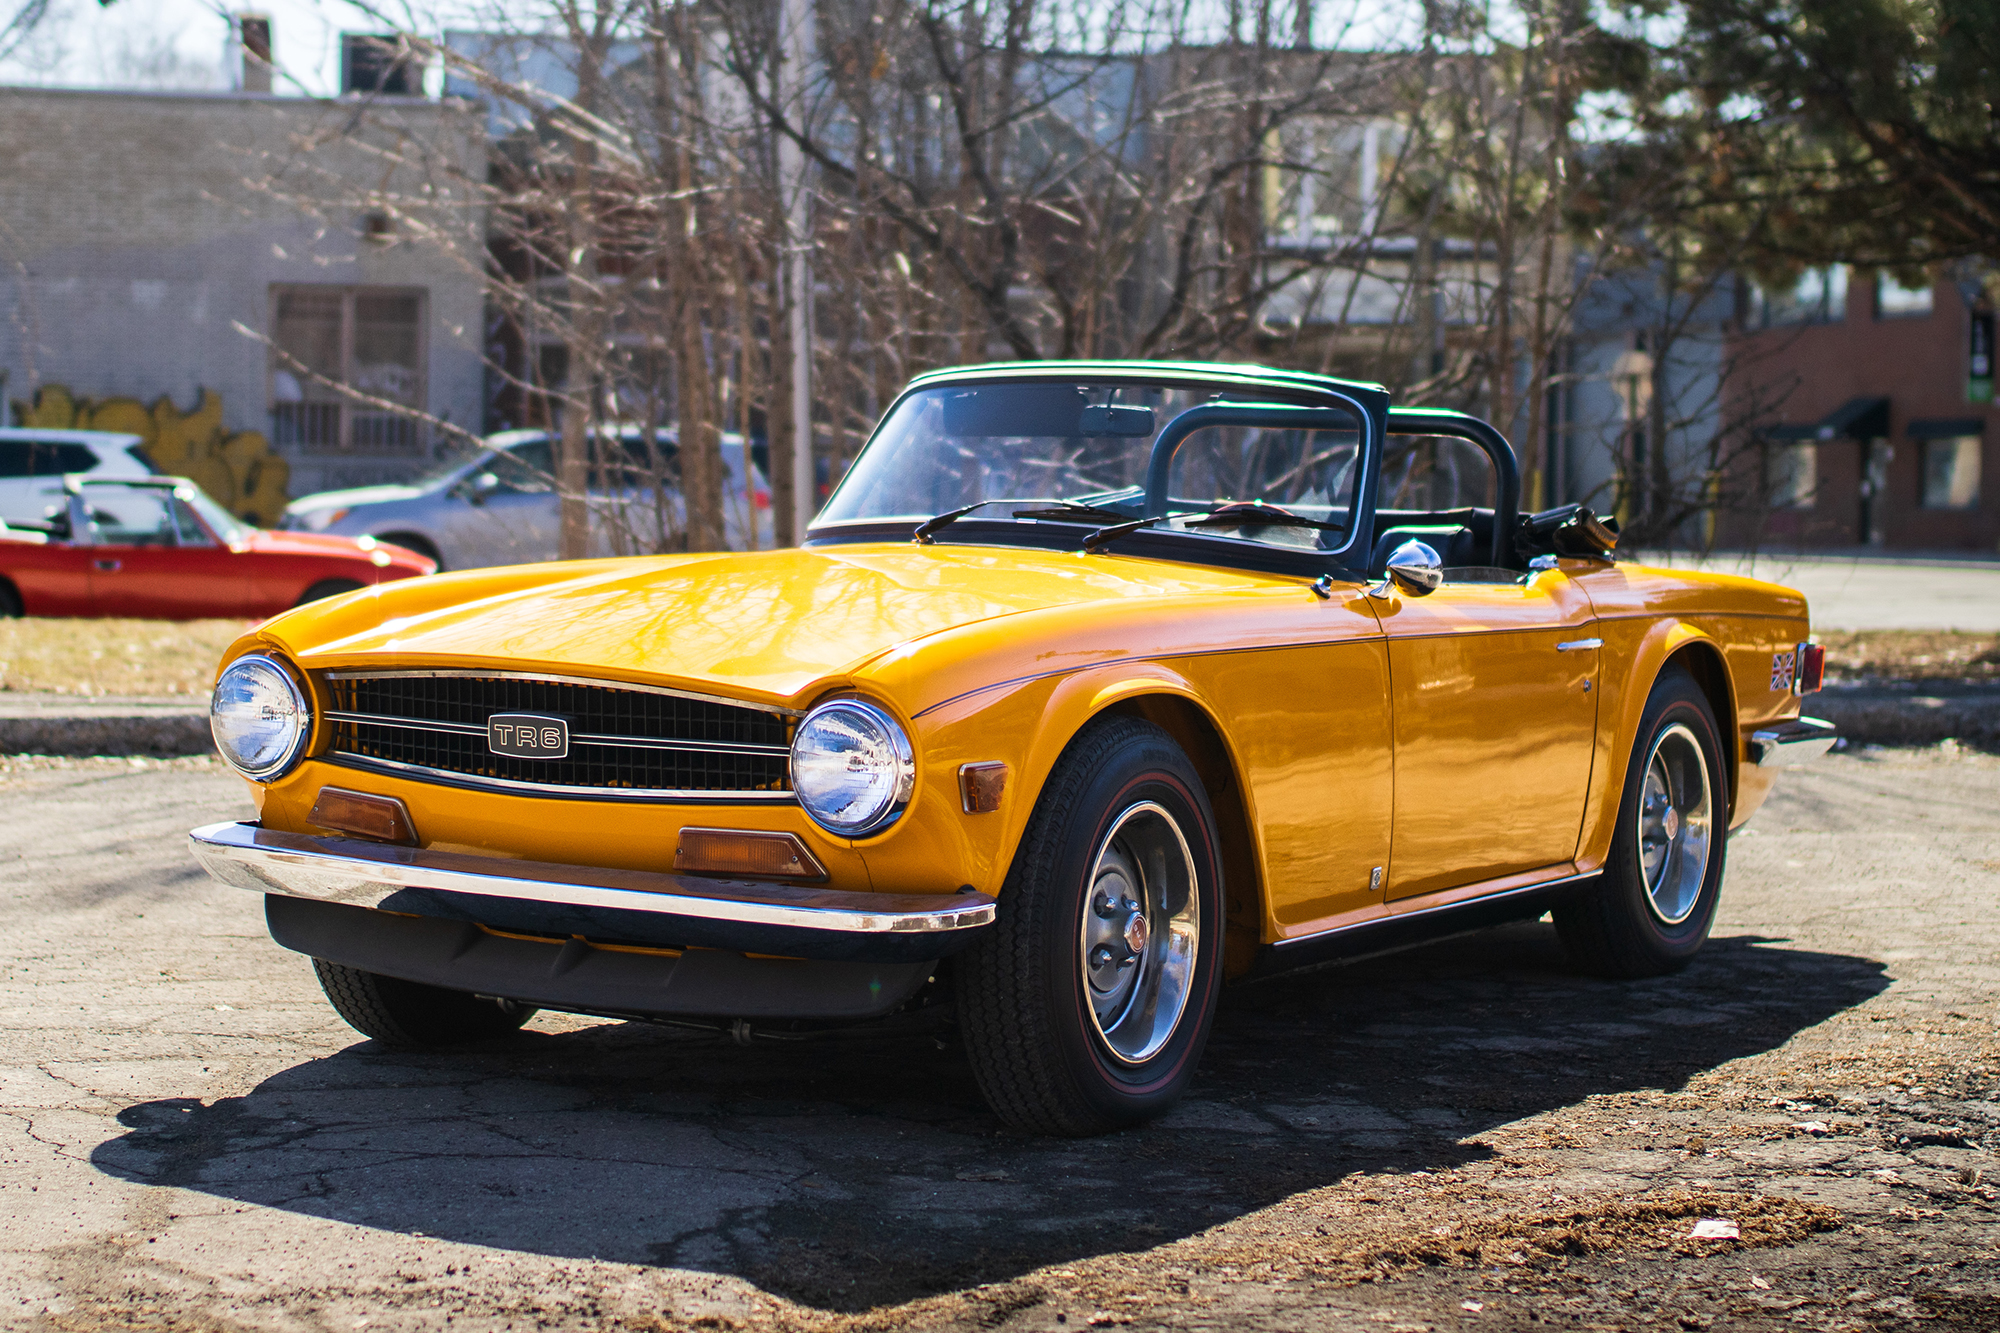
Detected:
[{"left": 1795, "top": 641, "right": 1825, "bottom": 694}]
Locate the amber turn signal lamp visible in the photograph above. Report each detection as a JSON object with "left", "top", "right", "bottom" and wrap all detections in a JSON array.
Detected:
[
  {"left": 958, "top": 761, "right": 1008, "bottom": 814},
  {"left": 1796, "top": 641, "right": 1826, "bottom": 694},
  {"left": 675, "top": 828, "right": 826, "bottom": 880},
  {"left": 307, "top": 787, "right": 418, "bottom": 845}
]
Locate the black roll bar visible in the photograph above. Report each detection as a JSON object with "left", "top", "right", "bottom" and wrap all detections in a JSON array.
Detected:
[
  {"left": 1384, "top": 407, "right": 1521, "bottom": 567},
  {"left": 1142, "top": 402, "right": 1368, "bottom": 520}
]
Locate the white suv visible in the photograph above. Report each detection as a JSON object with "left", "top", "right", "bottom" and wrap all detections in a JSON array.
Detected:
[{"left": 0, "top": 430, "right": 157, "bottom": 526}]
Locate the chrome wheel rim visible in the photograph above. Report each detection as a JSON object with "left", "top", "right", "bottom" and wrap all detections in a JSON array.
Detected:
[
  {"left": 1637, "top": 722, "right": 1713, "bottom": 925},
  {"left": 1078, "top": 800, "right": 1200, "bottom": 1065}
]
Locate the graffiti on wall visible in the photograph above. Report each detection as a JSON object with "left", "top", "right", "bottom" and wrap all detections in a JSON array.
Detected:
[{"left": 9, "top": 385, "right": 292, "bottom": 527}]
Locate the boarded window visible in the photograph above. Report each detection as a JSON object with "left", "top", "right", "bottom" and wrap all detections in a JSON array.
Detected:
[
  {"left": 270, "top": 286, "right": 425, "bottom": 452},
  {"left": 1767, "top": 442, "right": 1817, "bottom": 511}
]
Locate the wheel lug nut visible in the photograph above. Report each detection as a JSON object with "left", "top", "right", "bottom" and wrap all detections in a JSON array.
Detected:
[{"left": 1089, "top": 944, "right": 1116, "bottom": 968}]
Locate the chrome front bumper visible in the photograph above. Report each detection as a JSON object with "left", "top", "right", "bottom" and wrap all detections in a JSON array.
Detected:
[
  {"left": 188, "top": 821, "right": 995, "bottom": 963},
  {"left": 1748, "top": 716, "right": 1839, "bottom": 767}
]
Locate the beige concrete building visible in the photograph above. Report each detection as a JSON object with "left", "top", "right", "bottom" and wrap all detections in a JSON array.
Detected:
[{"left": 0, "top": 85, "right": 486, "bottom": 503}]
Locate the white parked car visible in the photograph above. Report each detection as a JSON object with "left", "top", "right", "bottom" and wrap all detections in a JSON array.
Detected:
[
  {"left": 0, "top": 429, "right": 157, "bottom": 527},
  {"left": 282, "top": 428, "right": 773, "bottom": 570}
]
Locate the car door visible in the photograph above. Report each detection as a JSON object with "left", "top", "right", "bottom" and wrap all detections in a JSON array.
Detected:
[
  {"left": 1376, "top": 565, "right": 1600, "bottom": 899},
  {"left": 435, "top": 439, "right": 561, "bottom": 568},
  {"left": 83, "top": 482, "right": 249, "bottom": 618}
]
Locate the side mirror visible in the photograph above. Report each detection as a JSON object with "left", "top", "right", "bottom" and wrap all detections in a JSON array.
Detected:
[
  {"left": 466, "top": 471, "right": 501, "bottom": 504},
  {"left": 1369, "top": 539, "right": 1442, "bottom": 600}
]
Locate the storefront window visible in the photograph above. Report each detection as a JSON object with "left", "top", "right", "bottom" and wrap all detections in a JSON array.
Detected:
[{"left": 1920, "top": 436, "right": 1981, "bottom": 510}]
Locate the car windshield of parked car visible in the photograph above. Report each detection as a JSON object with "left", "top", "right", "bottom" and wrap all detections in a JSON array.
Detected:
[
  {"left": 817, "top": 381, "right": 1365, "bottom": 553},
  {"left": 177, "top": 485, "right": 255, "bottom": 543}
]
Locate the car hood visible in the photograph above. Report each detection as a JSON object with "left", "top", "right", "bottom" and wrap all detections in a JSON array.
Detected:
[
  {"left": 285, "top": 482, "right": 433, "bottom": 514},
  {"left": 243, "top": 529, "right": 433, "bottom": 569},
  {"left": 269, "top": 543, "right": 1277, "bottom": 703}
]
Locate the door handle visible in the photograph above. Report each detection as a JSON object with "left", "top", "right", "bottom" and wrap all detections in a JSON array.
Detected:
[
  {"left": 93, "top": 558, "right": 122, "bottom": 572},
  {"left": 1555, "top": 637, "right": 1602, "bottom": 651}
]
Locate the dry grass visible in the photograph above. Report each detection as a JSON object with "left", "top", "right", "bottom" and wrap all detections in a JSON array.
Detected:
[
  {"left": 0, "top": 618, "right": 247, "bottom": 695},
  {"left": 1818, "top": 629, "right": 2000, "bottom": 683}
]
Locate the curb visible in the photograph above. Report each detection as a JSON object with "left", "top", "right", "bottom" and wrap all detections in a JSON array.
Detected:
[{"left": 0, "top": 697, "right": 211, "bottom": 757}]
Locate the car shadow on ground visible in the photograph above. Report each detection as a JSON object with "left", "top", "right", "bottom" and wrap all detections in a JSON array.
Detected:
[{"left": 92, "top": 922, "right": 1887, "bottom": 1311}]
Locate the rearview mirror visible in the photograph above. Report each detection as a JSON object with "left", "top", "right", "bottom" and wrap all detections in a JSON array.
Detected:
[{"left": 1079, "top": 405, "right": 1155, "bottom": 437}]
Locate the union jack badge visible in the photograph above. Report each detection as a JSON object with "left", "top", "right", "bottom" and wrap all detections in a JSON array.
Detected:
[{"left": 1770, "top": 650, "right": 1797, "bottom": 692}]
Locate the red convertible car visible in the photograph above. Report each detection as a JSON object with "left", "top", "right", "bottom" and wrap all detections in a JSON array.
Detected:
[{"left": 0, "top": 476, "right": 434, "bottom": 619}]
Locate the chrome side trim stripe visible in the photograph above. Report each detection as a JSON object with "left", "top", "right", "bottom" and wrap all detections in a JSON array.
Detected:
[
  {"left": 328, "top": 753, "right": 797, "bottom": 804},
  {"left": 189, "top": 820, "right": 996, "bottom": 936},
  {"left": 320, "top": 668, "right": 806, "bottom": 719}
]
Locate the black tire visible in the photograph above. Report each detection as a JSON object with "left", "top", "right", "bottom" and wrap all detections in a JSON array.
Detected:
[
  {"left": 0, "top": 579, "right": 20, "bottom": 617},
  {"left": 1554, "top": 666, "right": 1729, "bottom": 978},
  {"left": 376, "top": 532, "right": 443, "bottom": 570},
  {"left": 295, "top": 578, "right": 364, "bottom": 608},
  {"left": 957, "top": 716, "right": 1224, "bottom": 1136},
  {"left": 312, "top": 959, "right": 535, "bottom": 1047}
]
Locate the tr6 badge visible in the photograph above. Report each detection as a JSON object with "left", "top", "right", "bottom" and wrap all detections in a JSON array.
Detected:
[{"left": 488, "top": 713, "right": 569, "bottom": 759}]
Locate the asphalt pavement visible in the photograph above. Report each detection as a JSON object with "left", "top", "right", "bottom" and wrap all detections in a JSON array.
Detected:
[{"left": 1, "top": 748, "right": 1996, "bottom": 1331}]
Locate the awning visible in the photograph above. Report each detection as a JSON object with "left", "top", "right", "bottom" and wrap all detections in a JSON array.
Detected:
[
  {"left": 1906, "top": 416, "right": 1986, "bottom": 440},
  {"left": 1764, "top": 396, "right": 1891, "bottom": 443}
]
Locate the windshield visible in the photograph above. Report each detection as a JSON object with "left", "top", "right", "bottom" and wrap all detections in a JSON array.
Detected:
[
  {"left": 179, "top": 484, "right": 255, "bottom": 543},
  {"left": 818, "top": 381, "right": 1365, "bottom": 554}
]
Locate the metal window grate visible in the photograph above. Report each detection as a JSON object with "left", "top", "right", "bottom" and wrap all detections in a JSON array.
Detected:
[{"left": 323, "top": 672, "right": 794, "bottom": 801}]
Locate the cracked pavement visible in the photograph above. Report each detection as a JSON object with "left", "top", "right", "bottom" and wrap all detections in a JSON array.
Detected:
[{"left": 1, "top": 747, "right": 1996, "bottom": 1331}]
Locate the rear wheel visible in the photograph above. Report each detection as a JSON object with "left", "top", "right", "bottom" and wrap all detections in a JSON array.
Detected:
[
  {"left": 295, "top": 578, "right": 364, "bottom": 607},
  {"left": 957, "top": 716, "right": 1224, "bottom": 1136},
  {"left": 1554, "top": 666, "right": 1728, "bottom": 978},
  {"left": 376, "top": 532, "right": 442, "bottom": 569},
  {"left": 312, "top": 959, "right": 535, "bottom": 1047},
  {"left": 0, "top": 579, "right": 20, "bottom": 617}
]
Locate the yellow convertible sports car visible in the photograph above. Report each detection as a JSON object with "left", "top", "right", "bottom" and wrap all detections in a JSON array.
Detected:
[{"left": 190, "top": 361, "right": 1835, "bottom": 1135}]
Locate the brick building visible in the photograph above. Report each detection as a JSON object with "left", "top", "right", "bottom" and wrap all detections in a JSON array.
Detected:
[
  {"left": 0, "top": 83, "right": 485, "bottom": 506},
  {"left": 1723, "top": 267, "right": 1997, "bottom": 553}
]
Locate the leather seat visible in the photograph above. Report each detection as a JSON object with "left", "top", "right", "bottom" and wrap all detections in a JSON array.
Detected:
[{"left": 1368, "top": 524, "right": 1474, "bottom": 576}]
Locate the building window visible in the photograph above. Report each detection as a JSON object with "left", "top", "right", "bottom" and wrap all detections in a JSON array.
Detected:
[
  {"left": 1767, "top": 441, "right": 1817, "bottom": 510},
  {"left": 1759, "top": 266, "right": 1847, "bottom": 327},
  {"left": 1876, "top": 271, "right": 1934, "bottom": 319},
  {"left": 270, "top": 286, "right": 426, "bottom": 452},
  {"left": 1920, "top": 435, "right": 1982, "bottom": 510}
]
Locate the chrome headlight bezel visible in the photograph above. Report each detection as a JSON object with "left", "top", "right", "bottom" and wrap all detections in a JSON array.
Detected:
[
  {"left": 788, "top": 698, "right": 915, "bottom": 838},
  {"left": 210, "top": 653, "right": 313, "bottom": 782}
]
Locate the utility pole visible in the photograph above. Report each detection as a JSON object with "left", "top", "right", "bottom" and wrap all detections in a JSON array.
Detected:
[{"left": 777, "top": 0, "right": 815, "bottom": 541}]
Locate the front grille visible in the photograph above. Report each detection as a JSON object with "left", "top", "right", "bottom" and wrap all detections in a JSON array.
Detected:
[{"left": 322, "top": 671, "right": 795, "bottom": 801}]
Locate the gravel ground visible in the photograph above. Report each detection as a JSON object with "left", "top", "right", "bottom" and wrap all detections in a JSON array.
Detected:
[{"left": 1, "top": 749, "right": 1995, "bottom": 1332}]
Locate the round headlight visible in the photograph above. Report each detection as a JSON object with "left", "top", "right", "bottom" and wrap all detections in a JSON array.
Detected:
[
  {"left": 210, "top": 654, "right": 312, "bottom": 781},
  {"left": 789, "top": 699, "right": 915, "bottom": 837}
]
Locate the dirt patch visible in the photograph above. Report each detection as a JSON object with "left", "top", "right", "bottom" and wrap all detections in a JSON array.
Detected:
[{"left": 1819, "top": 630, "right": 2000, "bottom": 684}]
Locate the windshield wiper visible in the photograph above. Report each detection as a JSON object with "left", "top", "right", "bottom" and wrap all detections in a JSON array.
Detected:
[
  {"left": 1183, "top": 504, "right": 1348, "bottom": 535},
  {"left": 1010, "top": 503, "right": 1138, "bottom": 525},
  {"left": 1081, "top": 515, "right": 1168, "bottom": 553},
  {"left": 914, "top": 499, "right": 1142, "bottom": 544},
  {"left": 911, "top": 500, "right": 1003, "bottom": 544}
]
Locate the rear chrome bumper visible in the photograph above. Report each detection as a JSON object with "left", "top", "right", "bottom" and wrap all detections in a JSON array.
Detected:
[
  {"left": 188, "top": 820, "right": 995, "bottom": 963},
  {"left": 1748, "top": 716, "right": 1839, "bottom": 767}
]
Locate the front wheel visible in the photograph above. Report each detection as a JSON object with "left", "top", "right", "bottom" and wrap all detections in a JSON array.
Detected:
[
  {"left": 1554, "top": 666, "right": 1728, "bottom": 978},
  {"left": 957, "top": 716, "right": 1224, "bottom": 1136},
  {"left": 312, "top": 959, "right": 535, "bottom": 1047}
]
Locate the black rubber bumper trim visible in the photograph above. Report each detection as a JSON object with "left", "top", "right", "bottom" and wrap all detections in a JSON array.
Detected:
[{"left": 268, "top": 896, "right": 936, "bottom": 1021}]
